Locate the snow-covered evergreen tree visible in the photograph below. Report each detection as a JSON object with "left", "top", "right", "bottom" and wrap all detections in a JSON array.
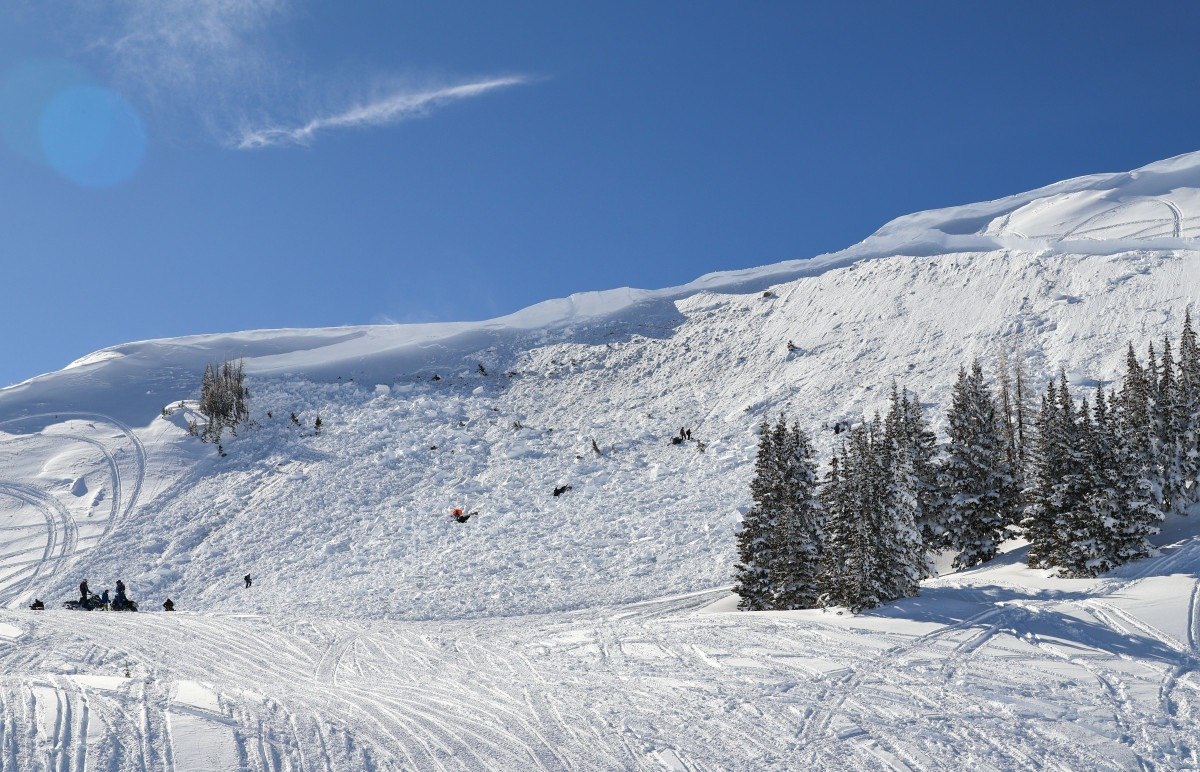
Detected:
[
  {"left": 996, "top": 350, "right": 1022, "bottom": 492},
  {"left": 1024, "top": 374, "right": 1093, "bottom": 573},
  {"left": 904, "top": 390, "right": 944, "bottom": 557},
  {"left": 942, "top": 361, "right": 1016, "bottom": 569},
  {"left": 1154, "top": 337, "right": 1186, "bottom": 513},
  {"left": 770, "top": 421, "right": 823, "bottom": 610},
  {"left": 1057, "top": 393, "right": 1106, "bottom": 577},
  {"left": 819, "top": 406, "right": 929, "bottom": 613},
  {"left": 1179, "top": 310, "right": 1200, "bottom": 505},
  {"left": 734, "top": 418, "right": 782, "bottom": 610},
  {"left": 1013, "top": 354, "right": 1036, "bottom": 486},
  {"left": 1023, "top": 384, "right": 1065, "bottom": 569},
  {"left": 736, "top": 415, "right": 824, "bottom": 610},
  {"left": 881, "top": 385, "right": 934, "bottom": 592},
  {"left": 1110, "top": 346, "right": 1164, "bottom": 563},
  {"left": 199, "top": 359, "right": 250, "bottom": 444},
  {"left": 817, "top": 452, "right": 857, "bottom": 609},
  {"left": 1070, "top": 387, "right": 1142, "bottom": 576},
  {"left": 819, "top": 426, "right": 884, "bottom": 612}
]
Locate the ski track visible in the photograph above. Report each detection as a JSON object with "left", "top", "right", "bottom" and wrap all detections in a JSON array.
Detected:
[
  {"left": 0, "top": 601, "right": 1186, "bottom": 770},
  {"left": 0, "top": 413, "right": 146, "bottom": 607},
  {"left": 0, "top": 482, "right": 76, "bottom": 605},
  {"left": 1189, "top": 581, "right": 1199, "bottom": 654},
  {"left": 6, "top": 565, "right": 1198, "bottom": 770}
]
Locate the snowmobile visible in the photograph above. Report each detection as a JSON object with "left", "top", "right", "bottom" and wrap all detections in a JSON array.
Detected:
[
  {"left": 63, "top": 591, "right": 105, "bottom": 610},
  {"left": 62, "top": 592, "right": 138, "bottom": 611}
]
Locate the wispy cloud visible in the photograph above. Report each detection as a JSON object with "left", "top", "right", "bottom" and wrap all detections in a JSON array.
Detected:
[
  {"left": 38, "top": 1, "right": 530, "bottom": 148},
  {"left": 236, "top": 76, "right": 529, "bottom": 149},
  {"left": 81, "top": 0, "right": 287, "bottom": 99}
]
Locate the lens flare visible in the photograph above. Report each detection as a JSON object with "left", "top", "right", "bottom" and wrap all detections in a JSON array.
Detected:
[
  {"left": 0, "top": 59, "right": 147, "bottom": 187},
  {"left": 39, "top": 86, "right": 147, "bottom": 188}
]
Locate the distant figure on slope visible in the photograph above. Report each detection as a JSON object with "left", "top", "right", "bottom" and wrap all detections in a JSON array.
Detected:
[
  {"left": 101, "top": 589, "right": 111, "bottom": 607},
  {"left": 163, "top": 598, "right": 175, "bottom": 612},
  {"left": 29, "top": 599, "right": 44, "bottom": 611},
  {"left": 114, "top": 580, "right": 132, "bottom": 610},
  {"left": 787, "top": 340, "right": 799, "bottom": 353},
  {"left": 244, "top": 573, "right": 252, "bottom": 589},
  {"left": 79, "top": 579, "right": 89, "bottom": 606},
  {"left": 451, "top": 507, "right": 473, "bottom": 523}
]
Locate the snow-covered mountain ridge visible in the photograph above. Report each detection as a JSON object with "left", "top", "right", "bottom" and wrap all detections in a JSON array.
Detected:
[
  {"left": 8, "top": 150, "right": 1200, "bottom": 419},
  {"left": 1, "top": 151, "right": 1200, "bottom": 770}
]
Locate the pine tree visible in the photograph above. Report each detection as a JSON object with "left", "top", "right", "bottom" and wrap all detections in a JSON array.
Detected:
[
  {"left": 734, "top": 418, "right": 781, "bottom": 610},
  {"left": 1071, "top": 387, "right": 1132, "bottom": 576},
  {"left": 880, "top": 386, "right": 933, "bottom": 595},
  {"left": 198, "top": 359, "right": 250, "bottom": 444},
  {"left": 817, "top": 452, "right": 855, "bottom": 608},
  {"left": 1058, "top": 394, "right": 1105, "bottom": 577},
  {"left": 1111, "top": 346, "right": 1164, "bottom": 563},
  {"left": 1177, "top": 310, "right": 1200, "bottom": 505},
  {"left": 819, "top": 427, "right": 884, "bottom": 612},
  {"left": 942, "top": 361, "right": 1015, "bottom": 568},
  {"left": 1023, "top": 384, "right": 1064, "bottom": 569},
  {"left": 901, "top": 390, "right": 944, "bottom": 554},
  {"left": 1013, "top": 354, "right": 1036, "bottom": 486},
  {"left": 1155, "top": 337, "right": 1185, "bottom": 513},
  {"left": 997, "top": 350, "right": 1021, "bottom": 488},
  {"left": 770, "top": 422, "right": 823, "bottom": 609}
]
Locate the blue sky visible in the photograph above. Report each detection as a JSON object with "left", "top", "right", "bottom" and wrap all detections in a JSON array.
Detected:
[{"left": 2, "top": 2, "right": 1200, "bottom": 386}]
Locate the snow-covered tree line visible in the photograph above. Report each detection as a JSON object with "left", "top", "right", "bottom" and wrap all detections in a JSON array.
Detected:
[
  {"left": 735, "top": 385, "right": 935, "bottom": 613},
  {"left": 1022, "top": 312, "right": 1200, "bottom": 575},
  {"left": 736, "top": 311, "right": 1200, "bottom": 612}
]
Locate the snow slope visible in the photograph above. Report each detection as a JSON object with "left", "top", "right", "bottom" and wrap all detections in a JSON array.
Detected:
[{"left": 0, "top": 151, "right": 1199, "bottom": 769}]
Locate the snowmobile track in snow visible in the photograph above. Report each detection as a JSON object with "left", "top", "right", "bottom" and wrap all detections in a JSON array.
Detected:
[
  {"left": 0, "top": 482, "right": 78, "bottom": 603},
  {"left": 0, "top": 413, "right": 146, "bottom": 605}
]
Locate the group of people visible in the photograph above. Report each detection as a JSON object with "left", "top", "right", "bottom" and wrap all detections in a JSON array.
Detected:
[
  {"left": 28, "top": 573, "right": 255, "bottom": 612},
  {"left": 76, "top": 578, "right": 136, "bottom": 610}
]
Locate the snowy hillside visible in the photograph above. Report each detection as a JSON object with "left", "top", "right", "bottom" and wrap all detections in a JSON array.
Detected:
[{"left": 1, "top": 151, "right": 1199, "bottom": 769}]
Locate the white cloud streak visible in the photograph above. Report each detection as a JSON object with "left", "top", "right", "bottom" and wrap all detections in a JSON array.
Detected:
[
  {"left": 235, "top": 76, "right": 529, "bottom": 149},
  {"left": 83, "top": 0, "right": 287, "bottom": 97},
  {"left": 38, "top": 1, "right": 531, "bottom": 149}
]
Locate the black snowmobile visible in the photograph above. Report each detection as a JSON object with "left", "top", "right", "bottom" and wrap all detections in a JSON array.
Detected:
[
  {"left": 63, "top": 591, "right": 104, "bottom": 610},
  {"left": 63, "top": 592, "right": 137, "bottom": 612}
]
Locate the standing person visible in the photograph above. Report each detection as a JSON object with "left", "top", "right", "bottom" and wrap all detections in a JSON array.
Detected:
[
  {"left": 162, "top": 598, "right": 175, "bottom": 611},
  {"left": 114, "top": 580, "right": 127, "bottom": 609},
  {"left": 79, "top": 579, "right": 89, "bottom": 603},
  {"left": 244, "top": 573, "right": 252, "bottom": 589}
]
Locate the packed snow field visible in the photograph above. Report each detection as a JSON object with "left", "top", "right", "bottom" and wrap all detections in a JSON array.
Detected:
[{"left": 1, "top": 151, "right": 1199, "bottom": 769}]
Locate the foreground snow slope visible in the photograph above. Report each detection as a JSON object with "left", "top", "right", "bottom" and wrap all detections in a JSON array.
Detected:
[
  {"left": 0, "top": 151, "right": 1198, "bottom": 769},
  {"left": 0, "top": 514, "right": 1196, "bottom": 770}
]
